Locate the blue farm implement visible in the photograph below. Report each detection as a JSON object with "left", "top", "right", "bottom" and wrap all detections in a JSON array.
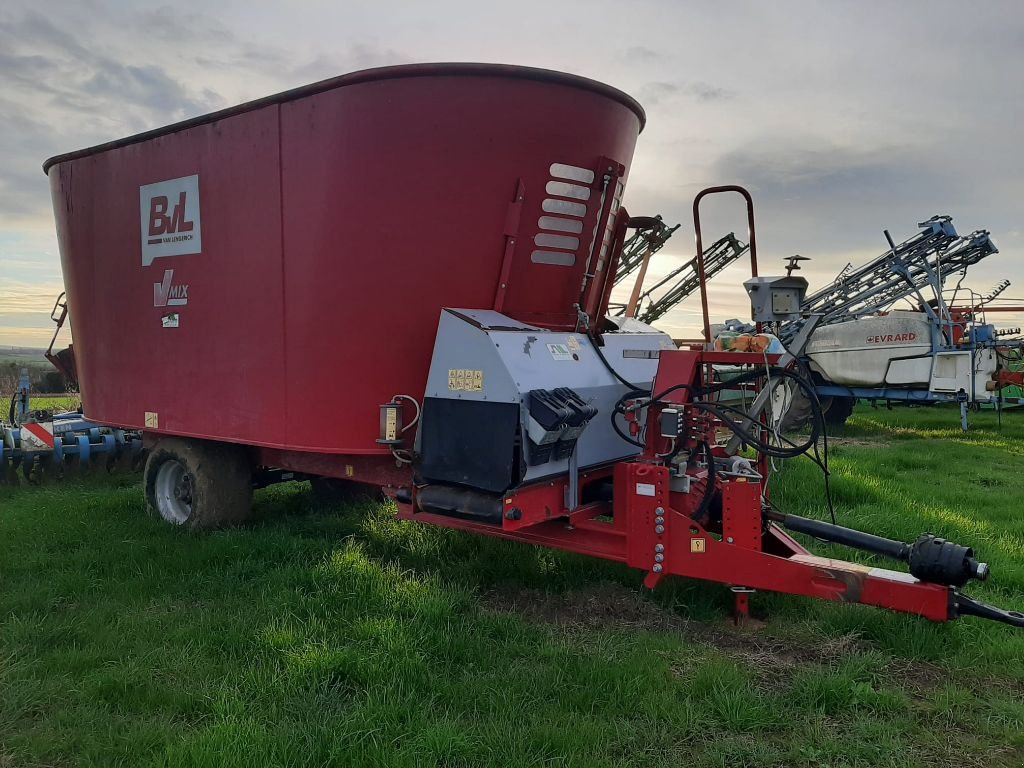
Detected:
[{"left": 2, "top": 369, "right": 143, "bottom": 484}]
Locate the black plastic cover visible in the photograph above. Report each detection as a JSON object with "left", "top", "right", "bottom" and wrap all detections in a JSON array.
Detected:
[{"left": 418, "top": 398, "right": 520, "bottom": 492}]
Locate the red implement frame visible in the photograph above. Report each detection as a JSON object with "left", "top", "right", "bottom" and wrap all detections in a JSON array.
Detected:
[{"left": 400, "top": 346, "right": 956, "bottom": 624}]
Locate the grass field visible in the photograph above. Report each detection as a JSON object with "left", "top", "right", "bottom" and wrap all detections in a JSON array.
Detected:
[
  {"left": 1, "top": 404, "right": 1023, "bottom": 767},
  {"left": 10, "top": 394, "right": 82, "bottom": 413}
]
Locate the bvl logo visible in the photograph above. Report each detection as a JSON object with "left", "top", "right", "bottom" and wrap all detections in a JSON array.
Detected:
[
  {"left": 154, "top": 269, "right": 189, "bottom": 307},
  {"left": 139, "top": 175, "right": 202, "bottom": 266}
]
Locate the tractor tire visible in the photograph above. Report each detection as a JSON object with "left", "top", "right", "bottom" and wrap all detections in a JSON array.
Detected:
[
  {"left": 780, "top": 385, "right": 815, "bottom": 432},
  {"left": 144, "top": 437, "right": 252, "bottom": 530},
  {"left": 309, "top": 476, "right": 380, "bottom": 507},
  {"left": 824, "top": 396, "right": 855, "bottom": 427}
]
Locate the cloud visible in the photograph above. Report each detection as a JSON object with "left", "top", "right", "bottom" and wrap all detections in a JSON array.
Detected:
[
  {"left": 82, "top": 61, "right": 223, "bottom": 116},
  {"left": 704, "top": 135, "right": 968, "bottom": 258},
  {"left": 287, "top": 43, "right": 411, "bottom": 83},
  {"left": 714, "top": 137, "right": 939, "bottom": 197},
  {"left": 638, "top": 79, "right": 733, "bottom": 106},
  {"left": 0, "top": 105, "right": 60, "bottom": 217},
  {"left": 623, "top": 46, "right": 663, "bottom": 63},
  {"left": 687, "top": 82, "right": 731, "bottom": 103},
  {"left": 131, "top": 6, "right": 236, "bottom": 44}
]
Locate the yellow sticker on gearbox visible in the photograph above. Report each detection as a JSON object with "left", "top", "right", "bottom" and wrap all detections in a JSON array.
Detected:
[{"left": 448, "top": 369, "right": 484, "bottom": 391}]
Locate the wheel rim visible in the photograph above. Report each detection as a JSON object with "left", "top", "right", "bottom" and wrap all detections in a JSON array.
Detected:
[{"left": 154, "top": 459, "right": 193, "bottom": 524}]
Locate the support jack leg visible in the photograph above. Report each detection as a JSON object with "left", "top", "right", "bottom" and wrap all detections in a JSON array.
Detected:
[{"left": 732, "top": 586, "right": 755, "bottom": 625}]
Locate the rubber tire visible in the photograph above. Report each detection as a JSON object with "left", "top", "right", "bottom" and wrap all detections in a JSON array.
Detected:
[
  {"left": 309, "top": 477, "right": 380, "bottom": 507},
  {"left": 144, "top": 437, "right": 253, "bottom": 530},
  {"left": 780, "top": 385, "right": 815, "bottom": 432},
  {"left": 824, "top": 396, "right": 855, "bottom": 427}
]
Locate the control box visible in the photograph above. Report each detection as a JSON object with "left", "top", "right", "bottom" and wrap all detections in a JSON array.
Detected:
[{"left": 743, "top": 275, "right": 808, "bottom": 323}]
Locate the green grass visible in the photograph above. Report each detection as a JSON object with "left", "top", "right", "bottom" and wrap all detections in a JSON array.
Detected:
[
  {"left": 2, "top": 394, "right": 81, "bottom": 415},
  {"left": 15, "top": 394, "right": 82, "bottom": 412},
  {"left": 1, "top": 405, "right": 1023, "bottom": 766}
]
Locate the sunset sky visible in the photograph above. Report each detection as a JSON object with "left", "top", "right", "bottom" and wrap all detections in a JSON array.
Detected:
[{"left": 2, "top": 0, "right": 1022, "bottom": 347}]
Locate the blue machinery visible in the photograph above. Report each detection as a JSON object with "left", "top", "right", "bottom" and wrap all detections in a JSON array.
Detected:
[{"left": 2, "top": 368, "right": 143, "bottom": 482}]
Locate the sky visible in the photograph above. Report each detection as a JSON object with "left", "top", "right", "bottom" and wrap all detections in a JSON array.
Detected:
[{"left": 2, "top": 0, "right": 1023, "bottom": 348}]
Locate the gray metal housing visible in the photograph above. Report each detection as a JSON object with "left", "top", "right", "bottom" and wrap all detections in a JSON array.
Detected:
[{"left": 420, "top": 309, "right": 674, "bottom": 487}]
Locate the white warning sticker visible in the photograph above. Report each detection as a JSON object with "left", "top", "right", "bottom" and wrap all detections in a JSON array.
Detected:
[
  {"left": 636, "top": 483, "right": 656, "bottom": 497},
  {"left": 547, "top": 342, "right": 574, "bottom": 361}
]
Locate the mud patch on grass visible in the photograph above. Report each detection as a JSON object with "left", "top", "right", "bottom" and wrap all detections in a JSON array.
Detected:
[
  {"left": 683, "top": 622, "right": 866, "bottom": 690},
  {"left": 478, "top": 582, "right": 960, "bottom": 697},
  {"left": 827, "top": 436, "right": 894, "bottom": 448},
  {"left": 479, "top": 582, "right": 857, "bottom": 689},
  {"left": 883, "top": 655, "right": 947, "bottom": 697},
  {"left": 684, "top": 624, "right": 966, "bottom": 700},
  {"left": 478, "top": 581, "right": 683, "bottom": 632}
]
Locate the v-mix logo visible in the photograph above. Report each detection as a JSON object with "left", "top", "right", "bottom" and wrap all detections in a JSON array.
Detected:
[{"left": 154, "top": 269, "right": 189, "bottom": 307}]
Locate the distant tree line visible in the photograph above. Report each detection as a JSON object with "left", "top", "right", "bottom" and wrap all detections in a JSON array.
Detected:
[{"left": 0, "top": 362, "right": 69, "bottom": 395}]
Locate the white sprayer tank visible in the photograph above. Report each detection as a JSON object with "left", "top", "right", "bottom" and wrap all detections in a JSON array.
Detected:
[
  {"left": 805, "top": 311, "right": 998, "bottom": 399},
  {"left": 806, "top": 312, "right": 933, "bottom": 386}
]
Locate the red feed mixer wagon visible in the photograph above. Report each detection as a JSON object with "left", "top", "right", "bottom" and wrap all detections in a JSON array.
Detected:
[{"left": 44, "top": 63, "right": 1024, "bottom": 628}]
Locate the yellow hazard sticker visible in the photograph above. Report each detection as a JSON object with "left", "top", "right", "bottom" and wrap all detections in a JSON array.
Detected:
[
  {"left": 448, "top": 369, "right": 484, "bottom": 391},
  {"left": 144, "top": 411, "right": 159, "bottom": 428},
  {"left": 691, "top": 538, "right": 706, "bottom": 553}
]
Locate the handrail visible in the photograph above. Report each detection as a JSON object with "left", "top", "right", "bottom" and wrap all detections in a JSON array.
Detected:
[{"left": 692, "top": 186, "right": 759, "bottom": 342}]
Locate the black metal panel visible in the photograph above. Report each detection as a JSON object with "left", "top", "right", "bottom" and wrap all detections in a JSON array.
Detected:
[{"left": 418, "top": 398, "right": 520, "bottom": 493}]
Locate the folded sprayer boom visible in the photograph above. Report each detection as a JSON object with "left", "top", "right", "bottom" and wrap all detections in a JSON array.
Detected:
[{"left": 783, "top": 215, "right": 998, "bottom": 343}]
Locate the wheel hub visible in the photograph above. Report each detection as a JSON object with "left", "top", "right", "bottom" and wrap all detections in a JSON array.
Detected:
[{"left": 154, "top": 459, "right": 193, "bottom": 524}]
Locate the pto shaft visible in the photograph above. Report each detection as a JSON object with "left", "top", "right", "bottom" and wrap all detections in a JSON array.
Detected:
[{"left": 769, "top": 511, "right": 989, "bottom": 588}]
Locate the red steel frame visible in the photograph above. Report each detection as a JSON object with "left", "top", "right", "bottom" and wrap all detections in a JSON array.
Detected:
[{"left": 396, "top": 347, "right": 954, "bottom": 623}]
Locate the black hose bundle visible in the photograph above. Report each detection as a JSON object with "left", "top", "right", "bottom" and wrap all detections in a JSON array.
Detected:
[
  {"left": 600, "top": 348, "right": 835, "bottom": 516},
  {"left": 610, "top": 365, "right": 823, "bottom": 459}
]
